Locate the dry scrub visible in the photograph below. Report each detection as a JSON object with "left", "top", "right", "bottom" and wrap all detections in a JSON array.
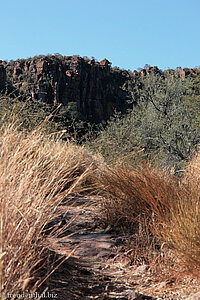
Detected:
[
  {"left": 99, "top": 163, "right": 179, "bottom": 228},
  {"left": 0, "top": 124, "right": 97, "bottom": 297},
  {"left": 99, "top": 159, "right": 200, "bottom": 278},
  {"left": 160, "top": 152, "right": 200, "bottom": 277}
]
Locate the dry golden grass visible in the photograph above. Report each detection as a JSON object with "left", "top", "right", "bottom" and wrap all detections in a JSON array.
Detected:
[
  {"left": 0, "top": 123, "right": 97, "bottom": 296},
  {"left": 98, "top": 159, "right": 200, "bottom": 279},
  {"left": 158, "top": 151, "right": 200, "bottom": 277},
  {"left": 2, "top": 117, "right": 200, "bottom": 296},
  {"left": 98, "top": 163, "right": 179, "bottom": 227}
]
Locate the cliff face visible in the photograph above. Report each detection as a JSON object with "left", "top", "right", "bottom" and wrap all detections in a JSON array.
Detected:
[
  {"left": 2, "top": 55, "right": 197, "bottom": 123},
  {"left": 0, "top": 62, "right": 6, "bottom": 90},
  {"left": 3, "top": 55, "right": 130, "bottom": 122}
]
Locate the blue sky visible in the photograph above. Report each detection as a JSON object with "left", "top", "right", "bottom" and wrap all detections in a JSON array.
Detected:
[{"left": 1, "top": 0, "right": 200, "bottom": 71}]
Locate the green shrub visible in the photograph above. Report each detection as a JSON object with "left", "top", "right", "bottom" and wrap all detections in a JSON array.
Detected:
[{"left": 87, "top": 71, "right": 200, "bottom": 171}]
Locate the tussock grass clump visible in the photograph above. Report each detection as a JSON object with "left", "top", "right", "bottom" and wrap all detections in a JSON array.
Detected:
[
  {"left": 0, "top": 123, "right": 96, "bottom": 296},
  {"left": 158, "top": 151, "right": 200, "bottom": 276},
  {"left": 99, "top": 163, "right": 179, "bottom": 228},
  {"left": 99, "top": 157, "right": 200, "bottom": 278},
  {"left": 97, "top": 162, "right": 180, "bottom": 269},
  {"left": 183, "top": 150, "right": 200, "bottom": 186}
]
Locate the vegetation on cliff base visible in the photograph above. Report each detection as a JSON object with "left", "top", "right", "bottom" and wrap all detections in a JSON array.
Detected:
[
  {"left": 0, "top": 93, "right": 90, "bottom": 141},
  {"left": 88, "top": 69, "right": 200, "bottom": 171}
]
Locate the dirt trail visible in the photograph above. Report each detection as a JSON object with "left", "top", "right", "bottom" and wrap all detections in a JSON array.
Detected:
[{"left": 45, "top": 197, "right": 198, "bottom": 300}]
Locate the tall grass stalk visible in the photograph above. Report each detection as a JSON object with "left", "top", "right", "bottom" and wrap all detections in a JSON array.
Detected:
[
  {"left": 0, "top": 123, "right": 96, "bottom": 295},
  {"left": 99, "top": 163, "right": 179, "bottom": 227},
  {"left": 99, "top": 158, "right": 200, "bottom": 277}
]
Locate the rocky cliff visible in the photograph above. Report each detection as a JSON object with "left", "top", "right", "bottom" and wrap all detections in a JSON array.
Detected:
[
  {"left": 1, "top": 55, "right": 197, "bottom": 123},
  {"left": 2, "top": 55, "right": 132, "bottom": 122},
  {"left": 0, "top": 62, "right": 6, "bottom": 91}
]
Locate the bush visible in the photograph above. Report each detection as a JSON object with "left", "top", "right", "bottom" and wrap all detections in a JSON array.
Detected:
[{"left": 88, "top": 71, "right": 200, "bottom": 171}]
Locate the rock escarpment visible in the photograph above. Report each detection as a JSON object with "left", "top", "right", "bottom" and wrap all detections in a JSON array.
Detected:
[
  {"left": 3, "top": 55, "right": 131, "bottom": 122},
  {"left": 2, "top": 55, "right": 198, "bottom": 123},
  {"left": 0, "top": 62, "right": 6, "bottom": 91}
]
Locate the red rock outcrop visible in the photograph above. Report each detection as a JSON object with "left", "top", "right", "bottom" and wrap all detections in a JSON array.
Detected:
[
  {"left": 0, "top": 63, "right": 6, "bottom": 90},
  {"left": 4, "top": 55, "right": 129, "bottom": 122},
  {"left": 180, "top": 67, "right": 197, "bottom": 80},
  {"left": 3, "top": 56, "right": 198, "bottom": 122}
]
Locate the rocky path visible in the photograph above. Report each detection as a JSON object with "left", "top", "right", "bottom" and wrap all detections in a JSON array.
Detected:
[{"left": 46, "top": 197, "right": 199, "bottom": 300}]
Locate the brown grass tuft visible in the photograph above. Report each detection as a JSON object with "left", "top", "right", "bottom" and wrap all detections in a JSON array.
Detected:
[
  {"left": 0, "top": 123, "right": 97, "bottom": 296},
  {"left": 98, "top": 159, "right": 200, "bottom": 278},
  {"left": 99, "top": 162, "right": 179, "bottom": 228},
  {"left": 159, "top": 151, "right": 200, "bottom": 277}
]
